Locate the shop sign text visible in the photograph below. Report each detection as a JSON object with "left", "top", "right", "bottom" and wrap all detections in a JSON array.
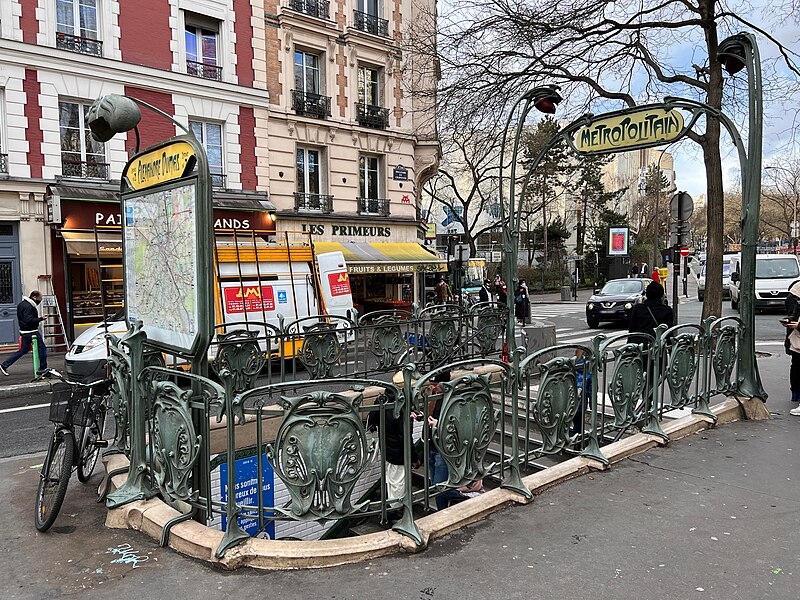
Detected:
[{"left": 301, "top": 224, "right": 392, "bottom": 237}]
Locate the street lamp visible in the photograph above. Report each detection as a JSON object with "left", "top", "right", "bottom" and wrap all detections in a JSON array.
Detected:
[
  {"left": 716, "top": 32, "right": 767, "bottom": 400},
  {"left": 499, "top": 85, "right": 562, "bottom": 355}
]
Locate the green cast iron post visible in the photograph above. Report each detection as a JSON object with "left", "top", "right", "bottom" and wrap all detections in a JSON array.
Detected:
[{"left": 718, "top": 33, "right": 767, "bottom": 400}]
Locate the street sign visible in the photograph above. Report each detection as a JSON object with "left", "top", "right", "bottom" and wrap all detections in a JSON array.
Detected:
[
  {"left": 669, "top": 192, "right": 694, "bottom": 221},
  {"left": 792, "top": 220, "right": 800, "bottom": 239},
  {"left": 565, "top": 254, "right": 583, "bottom": 261},
  {"left": 680, "top": 247, "right": 689, "bottom": 257}
]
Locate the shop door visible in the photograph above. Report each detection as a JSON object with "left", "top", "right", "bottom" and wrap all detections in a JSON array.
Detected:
[{"left": 0, "top": 223, "right": 20, "bottom": 344}]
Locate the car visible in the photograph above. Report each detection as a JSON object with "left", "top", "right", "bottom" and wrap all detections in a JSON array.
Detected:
[
  {"left": 585, "top": 278, "right": 647, "bottom": 328},
  {"left": 729, "top": 253, "right": 800, "bottom": 311},
  {"left": 697, "top": 256, "right": 734, "bottom": 302}
]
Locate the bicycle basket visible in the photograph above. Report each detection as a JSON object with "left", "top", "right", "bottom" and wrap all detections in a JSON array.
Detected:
[{"left": 48, "top": 383, "right": 91, "bottom": 427}]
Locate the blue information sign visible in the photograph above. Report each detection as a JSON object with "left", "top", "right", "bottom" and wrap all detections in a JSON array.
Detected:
[{"left": 220, "top": 454, "right": 276, "bottom": 539}]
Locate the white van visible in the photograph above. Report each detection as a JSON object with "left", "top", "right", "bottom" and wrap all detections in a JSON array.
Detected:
[
  {"left": 729, "top": 253, "right": 800, "bottom": 311},
  {"left": 64, "top": 249, "right": 354, "bottom": 382}
]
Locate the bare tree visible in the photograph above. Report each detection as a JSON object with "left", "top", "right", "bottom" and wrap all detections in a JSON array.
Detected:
[
  {"left": 429, "top": 0, "right": 800, "bottom": 319},
  {"left": 761, "top": 159, "right": 800, "bottom": 249}
]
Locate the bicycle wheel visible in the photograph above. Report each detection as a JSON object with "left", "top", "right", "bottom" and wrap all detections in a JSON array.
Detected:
[
  {"left": 77, "top": 396, "right": 109, "bottom": 483},
  {"left": 34, "top": 429, "right": 75, "bottom": 532}
]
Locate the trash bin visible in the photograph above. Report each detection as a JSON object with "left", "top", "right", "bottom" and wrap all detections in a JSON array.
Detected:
[
  {"left": 561, "top": 286, "right": 571, "bottom": 301},
  {"left": 522, "top": 321, "right": 556, "bottom": 354}
]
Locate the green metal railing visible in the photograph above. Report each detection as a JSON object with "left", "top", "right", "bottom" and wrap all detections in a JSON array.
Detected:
[{"left": 105, "top": 308, "right": 744, "bottom": 558}]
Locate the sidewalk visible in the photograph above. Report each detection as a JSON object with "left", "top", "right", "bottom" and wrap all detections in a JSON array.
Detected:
[
  {"left": 0, "top": 352, "right": 797, "bottom": 598},
  {"left": 0, "top": 351, "right": 65, "bottom": 399}
]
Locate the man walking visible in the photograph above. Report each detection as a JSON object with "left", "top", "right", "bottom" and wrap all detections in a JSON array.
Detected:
[{"left": 0, "top": 290, "right": 48, "bottom": 376}]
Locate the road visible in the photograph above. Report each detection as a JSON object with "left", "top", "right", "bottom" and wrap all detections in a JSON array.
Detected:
[{"left": 0, "top": 270, "right": 788, "bottom": 460}]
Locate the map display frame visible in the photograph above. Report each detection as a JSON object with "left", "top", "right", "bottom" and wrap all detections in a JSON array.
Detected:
[{"left": 123, "top": 178, "right": 200, "bottom": 352}]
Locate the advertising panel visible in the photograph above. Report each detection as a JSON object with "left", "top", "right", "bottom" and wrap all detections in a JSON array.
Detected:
[
  {"left": 219, "top": 454, "right": 275, "bottom": 539},
  {"left": 223, "top": 285, "right": 276, "bottom": 313},
  {"left": 608, "top": 226, "right": 630, "bottom": 256}
]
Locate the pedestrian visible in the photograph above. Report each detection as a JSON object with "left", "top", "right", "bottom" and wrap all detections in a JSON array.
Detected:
[
  {"left": 367, "top": 394, "right": 422, "bottom": 519},
  {"left": 0, "top": 290, "right": 48, "bottom": 377},
  {"left": 494, "top": 275, "right": 507, "bottom": 305},
  {"left": 629, "top": 282, "right": 673, "bottom": 406},
  {"left": 478, "top": 279, "right": 493, "bottom": 303},
  {"left": 651, "top": 266, "right": 660, "bottom": 283},
  {"left": 514, "top": 282, "right": 530, "bottom": 325},
  {"left": 639, "top": 262, "right": 649, "bottom": 278},
  {"left": 427, "top": 371, "right": 468, "bottom": 510},
  {"left": 630, "top": 263, "right": 639, "bottom": 278},
  {"left": 434, "top": 275, "right": 452, "bottom": 304},
  {"left": 782, "top": 281, "right": 800, "bottom": 414}
]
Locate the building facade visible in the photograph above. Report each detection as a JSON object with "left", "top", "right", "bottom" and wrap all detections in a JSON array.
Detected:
[{"left": 0, "top": 0, "right": 439, "bottom": 342}]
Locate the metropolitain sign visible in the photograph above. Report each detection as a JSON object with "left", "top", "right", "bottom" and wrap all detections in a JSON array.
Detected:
[{"left": 572, "top": 108, "right": 685, "bottom": 153}]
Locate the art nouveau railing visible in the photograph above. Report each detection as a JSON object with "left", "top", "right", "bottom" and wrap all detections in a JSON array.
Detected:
[{"left": 105, "top": 312, "right": 743, "bottom": 557}]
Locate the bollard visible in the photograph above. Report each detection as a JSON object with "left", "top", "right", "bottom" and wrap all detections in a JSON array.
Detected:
[
  {"left": 522, "top": 321, "right": 557, "bottom": 354},
  {"left": 31, "top": 334, "right": 39, "bottom": 377}
]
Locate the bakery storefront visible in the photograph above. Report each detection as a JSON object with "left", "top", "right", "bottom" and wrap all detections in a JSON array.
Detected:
[
  {"left": 279, "top": 218, "right": 446, "bottom": 314},
  {"left": 46, "top": 184, "right": 275, "bottom": 339}
]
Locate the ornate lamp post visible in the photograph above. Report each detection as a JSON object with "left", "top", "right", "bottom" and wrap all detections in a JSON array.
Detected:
[
  {"left": 717, "top": 32, "right": 767, "bottom": 400},
  {"left": 498, "top": 85, "right": 563, "bottom": 355}
]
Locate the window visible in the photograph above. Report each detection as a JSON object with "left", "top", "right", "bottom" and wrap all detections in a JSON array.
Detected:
[
  {"left": 359, "top": 154, "right": 387, "bottom": 215},
  {"left": 295, "top": 147, "right": 332, "bottom": 212},
  {"left": 358, "top": 66, "right": 379, "bottom": 106},
  {"left": 292, "top": 50, "right": 331, "bottom": 118},
  {"left": 185, "top": 14, "right": 221, "bottom": 80},
  {"left": 56, "top": 0, "right": 102, "bottom": 56},
  {"left": 294, "top": 50, "right": 321, "bottom": 95},
  {"left": 59, "top": 100, "right": 106, "bottom": 178},
  {"left": 354, "top": 0, "right": 388, "bottom": 36},
  {"left": 189, "top": 120, "right": 225, "bottom": 187},
  {"left": 356, "top": 66, "right": 388, "bottom": 128}
]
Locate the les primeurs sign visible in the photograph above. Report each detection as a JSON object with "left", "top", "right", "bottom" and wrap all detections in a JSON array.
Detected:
[
  {"left": 126, "top": 141, "right": 195, "bottom": 190},
  {"left": 573, "top": 108, "right": 685, "bottom": 153}
]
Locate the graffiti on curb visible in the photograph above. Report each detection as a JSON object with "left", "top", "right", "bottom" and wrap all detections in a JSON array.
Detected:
[{"left": 106, "top": 543, "right": 150, "bottom": 568}]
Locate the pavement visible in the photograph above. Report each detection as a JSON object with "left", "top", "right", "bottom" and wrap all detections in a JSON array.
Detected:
[
  {"left": 0, "top": 346, "right": 798, "bottom": 597},
  {"left": 0, "top": 351, "right": 66, "bottom": 400}
]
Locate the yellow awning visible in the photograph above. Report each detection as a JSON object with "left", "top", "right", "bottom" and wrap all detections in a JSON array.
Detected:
[{"left": 313, "top": 242, "right": 446, "bottom": 274}]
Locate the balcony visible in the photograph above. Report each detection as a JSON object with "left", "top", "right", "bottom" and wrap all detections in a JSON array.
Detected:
[
  {"left": 62, "top": 158, "right": 109, "bottom": 180},
  {"left": 358, "top": 197, "right": 390, "bottom": 216},
  {"left": 353, "top": 10, "right": 389, "bottom": 37},
  {"left": 0, "top": 154, "right": 7, "bottom": 175},
  {"left": 356, "top": 103, "right": 390, "bottom": 129},
  {"left": 289, "top": 0, "right": 330, "bottom": 19},
  {"left": 187, "top": 60, "right": 222, "bottom": 81},
  {"left": 291, "top": 90, "right": 332, "bottom": 119},
  {"left": 294, "top": 192, "right": 333, "bottom": 214},
  {"left": 56, "top": 31, "right": 103, "bottom": 56},
  {"left": 211, "top": 173, "right": 227, "bottom": 189}
]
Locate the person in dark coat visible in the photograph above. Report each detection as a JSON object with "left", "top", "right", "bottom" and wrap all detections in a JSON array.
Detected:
[
  {"left": 783, "top": 281, "right": 800, "bottom": 412},
  {"left": 0, "top": 291, "right": 47, "bottom": 376},
  {"left": 494, "top": 275, "right": 507, "bottom": 305},
  {"left": 628, "top": 281, "right": 674, "bottom": 343},
  {"left": 478, "top": 279, "right": 492, "bottom": 303},
  {"left": 367, "top": 394, "right": 421, "bottom": 512},
  {"left": 514, "top": 283, "right": 530, "bottom": 325}
]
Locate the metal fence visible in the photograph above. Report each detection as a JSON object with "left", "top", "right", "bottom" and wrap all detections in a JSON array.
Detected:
[{"left": 105, "top": 307, "right": 743, "bottom": 557}]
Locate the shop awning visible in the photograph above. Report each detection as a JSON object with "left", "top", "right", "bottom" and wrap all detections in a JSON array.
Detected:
[
  {"left": 61, "top": 231, "right": 122, "bottom": 256},
  {"left": 313, "top": 242, "right": 446, "bottom": 274}
]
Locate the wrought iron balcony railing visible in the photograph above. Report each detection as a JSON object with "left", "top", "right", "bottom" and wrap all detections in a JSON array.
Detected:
[
  {"left": 289, "top": 0, "right": 330, "bottom": 19},
  {"left": 55, "top": 31, "right": 103, "bottom": 56},
  {"left": 294, "top": 192, "right": 333, "bottom": 213},
  {"left": 353, "top": 10, "right": 389, "bottom": 37},
  {"left": 211, "top": 173, "right": 227, "bottom": 189},
  {"left": 61, "top": 158, "right": 109, "bottom": 180},
  {"left": 358, "top": 196, "right": 390, "bottom": 216},
  {"left": 356, "top": 102, "right": 390, "bottom": 129},
  {"left": 291, "top": 90, "right": 331, "bottom": 119},
  {"left": 187, "top": 60, "right": 223, "bottom": 81},
  {"left": 0, "top": 154, "right": 7, "bottom": 175}
]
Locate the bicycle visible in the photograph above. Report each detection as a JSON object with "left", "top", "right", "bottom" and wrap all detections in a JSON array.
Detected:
[{"left": 34, "top": 369, "right": 112, "bottom": 532}]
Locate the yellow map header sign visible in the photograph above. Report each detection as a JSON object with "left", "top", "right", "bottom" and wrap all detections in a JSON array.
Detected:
[
  {"left": 125, "top": 141, "right": 195, "bottom": 190},
  {"left": 573, "top": 108, "right": 685, "bottom": 153}
]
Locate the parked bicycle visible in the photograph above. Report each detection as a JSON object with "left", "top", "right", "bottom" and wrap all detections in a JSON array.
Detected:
[{"left": 34, "top": 369, "right": 112, "bottom": 532}]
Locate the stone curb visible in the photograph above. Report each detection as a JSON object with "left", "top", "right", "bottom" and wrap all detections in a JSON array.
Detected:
[
  {"left": 0, "top": 381, "right": 50, "bottom": 399},
  {"left": 101, "top": 395, "right": 757, "bottom": 571}
]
